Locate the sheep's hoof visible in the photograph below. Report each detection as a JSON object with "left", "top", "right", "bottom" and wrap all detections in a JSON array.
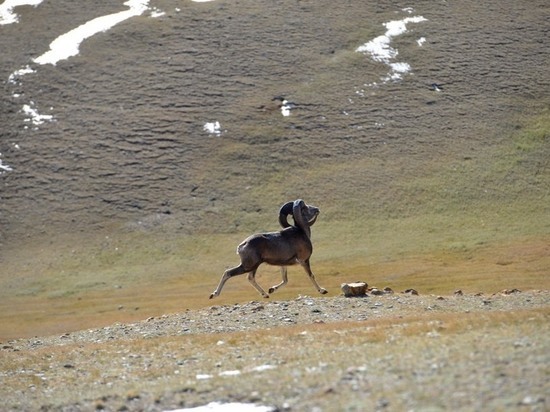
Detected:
[
  {"left": 268, "top": 287, "right": 275, "bottom": 294},
  {"left": 209, "top": 293, "right": 216, "bottom": 299},
  {"left": 320, "top": 288, "right": 328, "bottom": 295}
]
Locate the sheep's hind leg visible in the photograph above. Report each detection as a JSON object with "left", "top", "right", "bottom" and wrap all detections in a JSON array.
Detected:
[
  {"left": 268, "top": 266, "right": 288, "bottom": 294},
  {"left": 300, "top": 260, "right": 328, "bottom": 295},
  {"left": 210, "top": 265, "right": 246, "bottom": 299},
  {"left": 247, "top": 269, "right": 270, "bottom": 298}
]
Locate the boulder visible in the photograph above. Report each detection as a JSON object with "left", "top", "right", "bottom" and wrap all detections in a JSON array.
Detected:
[{"left": 341, "top": 282, "right": 368, "bottom": 297}]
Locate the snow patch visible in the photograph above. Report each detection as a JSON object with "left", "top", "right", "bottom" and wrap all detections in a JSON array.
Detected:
[
  {"left": 0, "top": 0, "right": 43, "bottom": 25},
  {"left": 0, "top": 156, "right": 13, "bottom": 173},
  {"left": 218, "top": 370, "right": 241, "bottom": 377},
  {"left": 33, "top": 0, "right": 150, "bottom": 65},
  {"left": 165, "top": 402, "right": 276, "bottom": 412},
  {"left": 8, "top": 65, "right": 35, "bottom": 84},
  {"left": 203, "top": 121, "right": 222, "bottom": 136},
  {"left": 356, "top": 13, "right": 427, "bottom": 85},
  {"left": 251, "top": 364, "right": 277, "bottom": 372},
  {"left": 22, "top": 102, "right": 54, "bottom": 125}
]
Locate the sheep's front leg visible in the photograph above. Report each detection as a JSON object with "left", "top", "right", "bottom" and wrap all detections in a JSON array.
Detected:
[
  {"left": 300, "top": 260, "right": 328, "bottom": 295},
  {"left": 268, "top": 266, "right": 288, "bottom": 294},
  {"left": 247, "top": 270, "right": 270, "bottom": 298}
]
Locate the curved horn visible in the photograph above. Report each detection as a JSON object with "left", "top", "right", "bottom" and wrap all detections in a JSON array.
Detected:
[
  {"left": 307, "top": 211, "right": 319, "bottom": 226},
  {"left": 278, "top": 201, "right": 294, "bottom": 228},
  {"left": 292, "top": 199, "right": 311, "bottom": 238}
]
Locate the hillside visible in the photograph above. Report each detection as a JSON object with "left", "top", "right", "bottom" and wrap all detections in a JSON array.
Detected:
[{"left": 0, "top": 0, "right": 549, "bottom": 340}]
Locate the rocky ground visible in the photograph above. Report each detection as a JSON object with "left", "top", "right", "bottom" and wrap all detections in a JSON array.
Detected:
[
  {"left": 1, "top": 1, "right": 549, "bottom": 410},
  {"left": 1, "top": 289, "right": 548, "bottom": 411}
]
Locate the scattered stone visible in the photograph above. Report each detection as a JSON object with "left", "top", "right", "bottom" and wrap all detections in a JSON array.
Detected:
[
  {"left": 341, "top": 282, "right": 368, "bottom": 297},
  {"left": 323, "top": 387, "right": 336, "bottom": 394},
  {"left": 377, "top": 398, "right": 390, "bottom": 409},
  {"left": 519, "top": 395, "right": 544, "bottom": 406},
  {"left": 436, "top": 296, "right": 445, "bottom": 300},
  {"left": 501, "top": 288, "right": 521, "bottom": 295},
  {"left": 454, "top": 289, "right": 463, "bottom": 296},
  {"left": 126, "top": 391, "right": 140, "bottom": 401},
  {"left": 369, "top": 288, "right": 384, "bottom": 296},
  {"left": 383, "top": 287, "right": 394, "bottom": 294},
  {"left": 403, "top": 289, "right": 419, "bottom": 295}
]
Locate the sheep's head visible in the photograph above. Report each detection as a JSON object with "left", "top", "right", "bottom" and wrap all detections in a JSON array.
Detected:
[
  {"left": 279, "top": 200, "right": 319, "bottom": 228},
  {"left": 299, "top": 200, "right": 319, "bottom": 226}
]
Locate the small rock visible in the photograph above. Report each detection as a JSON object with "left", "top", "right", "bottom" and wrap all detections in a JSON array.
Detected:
[
  {"left": 501, "top": 288, "right": 521, "bottom": 295},
  {"left": 454, "top": 289, "right": 463, "bottom": 296},
  {"left": 519, "top": 395, "right": 543, "bottom": 405},
  {"left": 383, "top": 287, "right": 394, "bottom": 294},
  {"left": 436, "top": 296, "right": 445, "bottom": 300},
  {"left": 341, "top": 282, "right": 368, "bottom": 297},
  {"left": 369, "top": 288, "right": 384, "bottom": 296},
  {"left": 403, "top": 289, "right": 419, "bottom": 295}
]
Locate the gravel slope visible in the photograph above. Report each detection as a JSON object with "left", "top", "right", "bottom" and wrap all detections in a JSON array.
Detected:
[{"left": 1, "top": 290, "right": 548, "bottom": 411}]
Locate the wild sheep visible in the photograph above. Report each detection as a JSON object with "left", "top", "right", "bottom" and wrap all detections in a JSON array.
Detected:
[{"left": 209, "top": 199, "right": 327, "bottom": 299}]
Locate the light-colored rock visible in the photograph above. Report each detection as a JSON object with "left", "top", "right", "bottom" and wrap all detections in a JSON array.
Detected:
[{"left": 341, "top": 282, "right": 368, "bottom": 297}]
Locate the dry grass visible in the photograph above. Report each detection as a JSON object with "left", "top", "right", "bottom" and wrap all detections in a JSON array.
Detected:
[
  {"left": 1, "top": 305, "right": 548, "bottom": 411},
  {"left": 1, "top": 227, "right": 548, "bottom": 340}
]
